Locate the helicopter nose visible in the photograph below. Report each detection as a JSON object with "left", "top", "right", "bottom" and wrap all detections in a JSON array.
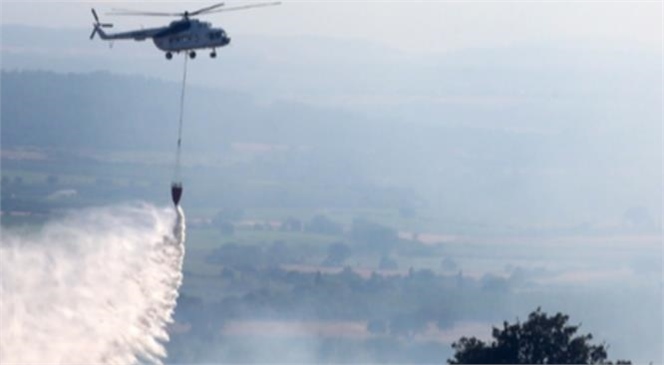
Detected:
[{"left": 224, "top": 37, "right": 231, "bottom": 45}]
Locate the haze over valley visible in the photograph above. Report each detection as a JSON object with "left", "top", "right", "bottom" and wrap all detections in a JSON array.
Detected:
[{"left": 1, "top": 3, "right": 661, "bottom": 363}]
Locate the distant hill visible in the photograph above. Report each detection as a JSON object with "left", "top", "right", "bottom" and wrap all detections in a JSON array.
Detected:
[
  {"left": 0, "top": 70, "right": 362, "bottom": 153},
  {"left": 2, "top": 24, "right": 660, "bottom": 126},
  {"left": 2, "top": 27, "right": 661, "bottom": 230},
  {"left": 2, "top": 70, "right": 177, "bottom": 150}
]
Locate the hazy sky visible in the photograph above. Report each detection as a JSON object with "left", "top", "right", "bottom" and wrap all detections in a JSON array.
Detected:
[{"left": 2, "top": 1, "right": 661, "bottom": 52}]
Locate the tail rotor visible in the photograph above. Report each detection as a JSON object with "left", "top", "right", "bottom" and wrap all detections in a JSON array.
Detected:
[{"left": 90, "top": 8, "right": 113, "bottom": 39}]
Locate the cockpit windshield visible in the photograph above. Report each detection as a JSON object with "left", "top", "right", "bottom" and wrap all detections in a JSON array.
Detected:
[{"left": 209, "top": 30, "right": 226, "bottom": 40}]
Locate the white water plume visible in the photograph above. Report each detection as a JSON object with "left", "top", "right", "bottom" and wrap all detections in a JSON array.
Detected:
[{"left": 0, "top": 204, "right": 186, "bottom": 364}]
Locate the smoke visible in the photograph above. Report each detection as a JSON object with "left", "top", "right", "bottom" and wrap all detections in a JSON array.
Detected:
[{"left": 0, "top": 203, "right": 186, "bottom": 365}]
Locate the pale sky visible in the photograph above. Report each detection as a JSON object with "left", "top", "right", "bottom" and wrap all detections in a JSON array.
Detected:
[{"left": 1, "top": 1, "right": 662, "bottom": 52}]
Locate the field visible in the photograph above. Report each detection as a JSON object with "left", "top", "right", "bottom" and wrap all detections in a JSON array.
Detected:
[{"left": 2, "top": 146, "right": 662, "bottom": 363}]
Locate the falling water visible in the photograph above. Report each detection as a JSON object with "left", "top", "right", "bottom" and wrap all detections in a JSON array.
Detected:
[{"left": 0, "top": 204, "right": 186, "bottom": 364}]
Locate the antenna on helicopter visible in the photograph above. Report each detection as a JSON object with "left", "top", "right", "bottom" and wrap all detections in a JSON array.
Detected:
[{"left": 90, "top": 9, "right": 113, "bottom": 39}]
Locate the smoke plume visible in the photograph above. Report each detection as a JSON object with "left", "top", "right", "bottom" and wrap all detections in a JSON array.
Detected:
[{"left": 0, "top": 204, "right": 186, "bottom": 364}]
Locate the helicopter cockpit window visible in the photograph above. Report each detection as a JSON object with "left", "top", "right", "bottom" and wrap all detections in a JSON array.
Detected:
[{"left": 209, "top": 31, "right": 224, "bottom": 40}]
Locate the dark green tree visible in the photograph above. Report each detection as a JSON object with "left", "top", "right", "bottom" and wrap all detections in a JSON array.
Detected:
[
  {"left": 449, "top": 308, "right": 627, "bottom": 364},
  {"left": 350, "top": 218, "right": 398, "bottom": 254},
  {"left": 322, "top": 242, "right": 352, "bottom": 267}
]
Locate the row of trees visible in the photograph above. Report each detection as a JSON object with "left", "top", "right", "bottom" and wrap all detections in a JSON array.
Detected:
[
  {"left": 449, "top": 307, "right": 630, "bottom": 364},
  {"left": 214, "top": 211, "right": 399, "bottom": 246},
  {"left": 173, "top": 277, "right": 630, "bottom": 364}
]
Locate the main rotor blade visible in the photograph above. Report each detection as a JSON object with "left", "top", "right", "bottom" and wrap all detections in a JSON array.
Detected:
[
  {"left": 203, "top": 2, "right": 281, "bottom": 14},
  {"left": 189, "top": 2, "right": 225, "bottom": 16},
  {"left": 107, "top": 9, "right": 183, "bottom": 17},
  {"left": 91, "top": 8, "right": 99, "bottom": 22}
]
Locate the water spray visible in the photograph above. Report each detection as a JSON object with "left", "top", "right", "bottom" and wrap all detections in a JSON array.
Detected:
[{"left": 0, "top": 204, "right": 186, "bottom": 364}]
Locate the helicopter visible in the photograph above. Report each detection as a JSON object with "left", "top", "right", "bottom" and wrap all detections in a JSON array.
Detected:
[{"left": 90, "top": 2, "right": 280, "bottom": 60}]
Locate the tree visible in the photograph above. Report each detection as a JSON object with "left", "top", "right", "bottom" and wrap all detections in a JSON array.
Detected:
[
  {"left": 378, "top": 255, "right": 399, "bottom": 270},
  {"left": 280, "top": 217, "right": 303, "bottom": 232},
  {"left": 441, "top": 256, "right": 458, "bottom": 271},
  {"left": 266, "top": 241, "right": 294, "bottom": 266},
  {"left": 389, "top": 312, "right": 429, "bottom": 339},
  {"left": 322, "top": 242, "right": 351, "bottom": 267},
  {"left": 350, "top": 218, "right": 398, "bottom": 254},
  {"left": 214, "top": 220, "right": 235, "bottom": 235},
  {"left": 448, "top": 308, "right": 627, "bottom": 364},
  {"left": 306, "top": 215, "right": 343, "bottom": 235}
]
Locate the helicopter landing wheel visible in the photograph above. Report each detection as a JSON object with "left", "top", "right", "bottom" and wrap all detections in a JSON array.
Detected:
[
  {"left": 189, "top": 51, "right": 196, "bottom": 59},
  {"left": 210, "top": 51, "right": 217, "bottom": 58},
  {"left": 165, "top": 52, "right": 173, "bottom": 60}
]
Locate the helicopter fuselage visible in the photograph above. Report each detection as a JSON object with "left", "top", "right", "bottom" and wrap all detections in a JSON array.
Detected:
[
  {"left": 93, "top": 18, "right": 230, "bottom": 58},
  {"left": 153, "top": 19, "right": 230, "bottom": 52}
]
